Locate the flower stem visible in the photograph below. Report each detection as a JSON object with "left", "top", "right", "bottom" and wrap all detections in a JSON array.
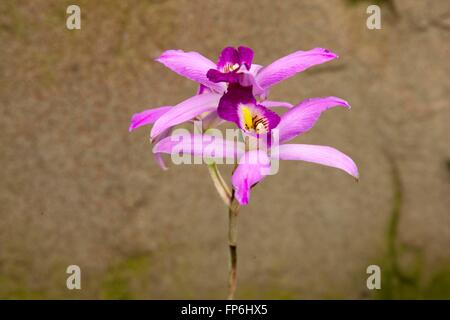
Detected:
[
  {"left": 206, "top": 162, "right": 240, "bottom": 299},
  {"left": 227, "top": 190, "right": 240, "bottom": 300},
  {"left": 207, "top": 163, "right": 231, "bottom": 206}
]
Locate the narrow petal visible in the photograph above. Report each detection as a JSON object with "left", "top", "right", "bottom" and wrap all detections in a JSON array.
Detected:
[
  {"left": 260, "top": 100, "right": 294, "bottom": 109},
  {"left": 275, "top": 144, "right": 359, "bottom": 179},
  {"left": 232, "top": 150, "right": 271, "bottom": 205},
  {"left": 152, "top": 128, "right": 172, "bottom": 170},
  {"left": 153, "top": 134, "right": 244, "bottom": 160},
  {"left": 153, "top": 153, "right": 168, "bottom": 170},
  {"left": 156, "top": 50, "right": 226, "bottom": 92},
  {"left": 255, "top": 48, "right": 338, "bottom": 89},
  {"left": 128, "top": 106, "right": 171, "bottom": 132},
  {"left": 151, "top": 93, "right": 221, "bottom": 140},
  {"left": 278, "top": 97, "right": 350, "bottom": 143}
]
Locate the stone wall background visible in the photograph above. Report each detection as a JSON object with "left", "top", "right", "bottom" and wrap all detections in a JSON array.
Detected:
[{"left": 0, "top": 0, "right": 449, "bottom": 299}]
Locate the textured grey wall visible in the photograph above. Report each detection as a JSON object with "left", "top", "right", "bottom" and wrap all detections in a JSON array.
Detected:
[{"left": 0, "top": 0, "right": 449, "bottom": 299}]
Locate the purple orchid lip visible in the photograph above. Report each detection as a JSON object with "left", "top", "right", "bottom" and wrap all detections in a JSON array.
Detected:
[
  {"left": 206, "top": 69, "right": 241, "bottom": 84},
  {"left": 207, "top": 46, "right": 254, "bottom": 84},
  {"left": 217, "top": 83, "right": 281, "bottom": 135},
  {"left": 217, "top": 46, "right": 254, "bottom": 72}
]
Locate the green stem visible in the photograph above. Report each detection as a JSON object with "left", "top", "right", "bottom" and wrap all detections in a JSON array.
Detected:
[
  {"left": 206, "top": 161, "right": 240, "bottom": 299},
  {"left": 227, "top": 190, "right": 240, "bottom": 300},
  {"left": 207, "top": 162, "right": 231, "bottom": 206}
]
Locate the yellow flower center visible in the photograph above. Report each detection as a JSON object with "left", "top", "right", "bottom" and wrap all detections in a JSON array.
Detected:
[{"left": 241, "top": 106, "right": 268, "bottom": 134}]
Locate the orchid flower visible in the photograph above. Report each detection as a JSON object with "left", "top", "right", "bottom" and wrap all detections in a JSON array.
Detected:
[
  {"left": 231, "top": 96, "right": 359, "bottom": 204},
  {"left": 145, "top": 46, "right": 337, "bottom": 140},
  {"left": 206, "top": 47, "right": 338, "bottom": 100},
  {"left": 154, "top": 95, "right": 359, "bottom": 205}
]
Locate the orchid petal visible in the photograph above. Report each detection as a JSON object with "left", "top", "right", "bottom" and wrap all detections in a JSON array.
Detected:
[
  {"left": 238, "top": 69, "right": 266, "bottom": 97},
  {"left": 249, "top": 64, "right": 263, "bottom": 74},
  {"left": 217, "top": 84, "right": 256, "bottom": 125},
  {"left": 275, "top": 144, "right": 359, "bottom": 179},
  {"left": 128, "top": 106, "right": 171, "bottom": 132},
  {"left": 197, "top": 84, "right": 211, "bottom": 95},
  {"left": 151, "top": 93, "right": 221, "bottom": 140},
  {"left": 156, "top": 50, "right": 226, "bottom": 92},
  {"left": 217, "top": 47, "right": 240, "bottom": 70},
  {"left": 255, "top": 48, "right": 338, "bottom": 89},
  {"left": 278, "top": 97, "right": 350, "bottom": 143},
  {"left": 260, "top": 100, "right": 294, "bottom": 109},
  {"left": 238, "top": 46, "right": 254, "bottom": 70},
  {"left": 232, "top": 150, "right": 271, "bottom": 205},
  {"left": 207, "top": 69, "right": 240, "bottom": 83},
  {"left": 152, "top": 128, "right": 172, "bottom": 170},
  {"left": 153, "top": 134, "right": 244, "bottom": 161}
]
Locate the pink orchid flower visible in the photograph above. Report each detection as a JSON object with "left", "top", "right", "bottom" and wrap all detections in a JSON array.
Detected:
[
  {"left": 154, "top": 95, "right": 358, "bottom": 205},
  {"left": 129, "top": 46, "right": 337, "bottom": 136}
]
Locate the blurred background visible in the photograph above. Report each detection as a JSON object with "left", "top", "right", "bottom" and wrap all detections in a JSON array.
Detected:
[{"left": 0, "top": 0, "right": 449, "bottom": 299}]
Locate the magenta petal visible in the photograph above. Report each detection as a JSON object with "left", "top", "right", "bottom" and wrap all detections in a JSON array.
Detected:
[
  {"left": 207, "top": 69, "right": 240, "bottom": 83},
  {"left": 238, "top": 69, "right": 266, "bottom": 97},
  {"left": 278, "top": 96, "right": 350, "bottom": 143},
  {"left": 156, "top": 50, "right": 226, "bottom": 93},
  {"left": 152, "top": 128, "right": 172, "bottom": 170},
  {"left": 150, "top": 93, "right": 221, "bottom": 140},
  {"left": 255, "top": 48, "right": 338, "bottom": 89},
  {"left": 129, "top": 106, "right": 172, "bottom": 132},
  {"left": 232, "top": 150, "right": 271, "bottom": 205},
  {"left": 217, "top": 47, "right": 240, "bottom": 70},
  {"left": 217, "top": 84, "right": 256, "bottom": 125},
  {"left": 237, "top": 46, "right": 254, "bottom": 70},
  {"left": 153, "top": 134, "right": 244, "bottom": 160},
  {"left": 276, "top": 144, "right": 359, "bottom": 179}
]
